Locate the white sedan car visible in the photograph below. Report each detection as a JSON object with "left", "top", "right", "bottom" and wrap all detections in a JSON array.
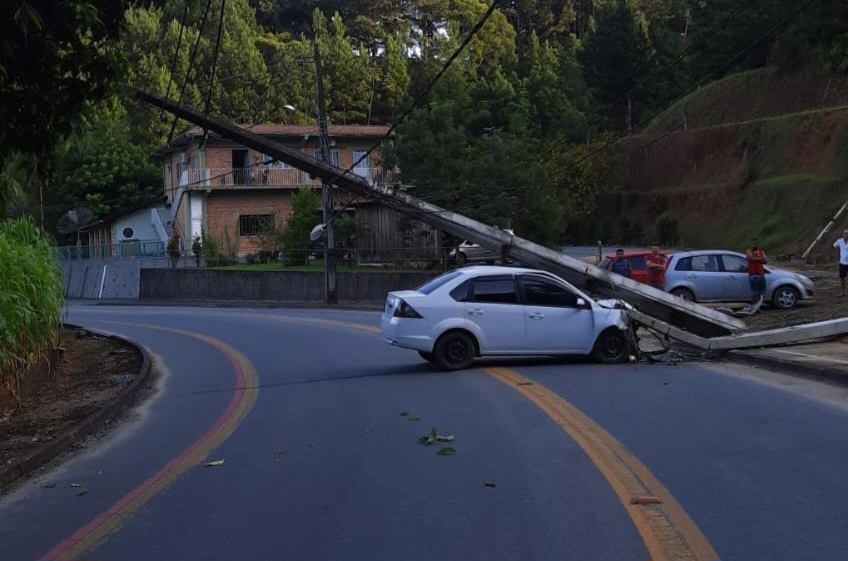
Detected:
[{"left": 381, "top": 266, "right": 632, "bottom": 370}]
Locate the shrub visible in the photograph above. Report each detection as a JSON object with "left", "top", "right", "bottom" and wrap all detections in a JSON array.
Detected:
[
  {"left": 0, "top": 219, "right": 64, "bottom": 404},
  {"left": 282, "top": 188, "right": 320, "bottom": 266}
]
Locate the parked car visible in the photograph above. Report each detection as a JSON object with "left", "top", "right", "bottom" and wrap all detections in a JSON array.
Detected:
[
  {"left": 599, "top": 251, "right": 669, "bottom": 284},
  {"left": 449, "top": 229, "right": 514, "bottom": 266},
  {"left": 381, "top": 266, "right": 632, "bottom": 371},
  {"left": 664, "top": 250, "right": 814, "bottom": 309}
]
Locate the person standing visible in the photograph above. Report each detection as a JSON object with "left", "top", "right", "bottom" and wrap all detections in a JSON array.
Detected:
[
  {"left": 610, "top": 249, "right": 632, "bottom": 278},
  {"left": 645, "top": 244, "right": 667, "bottom": 290},
  {"left": 746, "top": 238, "right": 767, "bottom": 304},
  {"left": 833, "top": 229, "right": 848, "bottom": 297}
]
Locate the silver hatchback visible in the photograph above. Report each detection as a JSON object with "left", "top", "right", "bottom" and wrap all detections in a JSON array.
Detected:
[{"left": 664, "top": 250, "right": 814, "bottom": 309}]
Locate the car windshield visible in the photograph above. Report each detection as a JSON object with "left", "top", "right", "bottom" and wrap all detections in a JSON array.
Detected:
[{"left": 415, "top": 270, "right": 463, "bottom": 294}]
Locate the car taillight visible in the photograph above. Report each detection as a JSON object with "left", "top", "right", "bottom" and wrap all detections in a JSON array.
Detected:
[{"left": 394, "top": 300, "right": 422, "bottom": 319}]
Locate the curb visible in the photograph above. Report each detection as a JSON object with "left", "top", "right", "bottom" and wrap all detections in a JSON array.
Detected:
[
  {"left": 0, "top": 325, "right": 153, "bottom": 491},
  {"left": 727, "top": 349, "right": 848, "bottom": 388}
]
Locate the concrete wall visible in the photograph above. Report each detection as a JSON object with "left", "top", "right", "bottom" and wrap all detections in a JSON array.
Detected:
[
  {"left": 139, "top": 269, "right": 437, "bottom": 302},
  {"left": 63, "top": 257, "right": 194, "bottom": 299}
]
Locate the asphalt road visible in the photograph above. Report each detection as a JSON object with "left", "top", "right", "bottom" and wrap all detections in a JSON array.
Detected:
[{"left": 2, "top": 305, "right": 848, "bottom": 561}]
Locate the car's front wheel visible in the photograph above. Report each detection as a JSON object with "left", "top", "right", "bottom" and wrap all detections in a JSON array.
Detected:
[
  {"left": 772, "top": 285, "right": 800, "bottom": 309},
  {"left": 592, "top": 329, "right": 630, "bottom": 364},
  {"left": 433, "top": 331, "right": 476, "bottom": 371}
]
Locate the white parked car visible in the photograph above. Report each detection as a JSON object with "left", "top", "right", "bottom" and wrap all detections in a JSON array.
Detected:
[{"left": 381, "top": 266, "right": 632, "bottom": 370}]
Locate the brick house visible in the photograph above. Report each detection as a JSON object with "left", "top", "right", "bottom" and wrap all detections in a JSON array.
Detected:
[{"left": 159, "top": 124, "right": 420, "bottom": 258}]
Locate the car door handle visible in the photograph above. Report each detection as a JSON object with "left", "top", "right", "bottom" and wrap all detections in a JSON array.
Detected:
[
  {"left": 687, "top": 274, "right": 698, "bottom": 279},
  {"left": 467, "top": 308, "right": 484, "bottom": 316},
  {"left": 529, "top": 312, "right": 544, "bottom": 319}
]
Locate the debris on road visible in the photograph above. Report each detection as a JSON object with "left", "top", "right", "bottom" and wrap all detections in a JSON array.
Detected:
[
  {"left": 205, "top": 459, "right": 225, "bottom": 467},
  {"left": 436, "top": 447, "right": 456, "bottom": 456}
]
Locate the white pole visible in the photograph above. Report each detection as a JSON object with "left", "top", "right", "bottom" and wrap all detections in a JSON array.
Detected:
[{"left": 98, "top": 265, "right": 108, "bottom": 299}]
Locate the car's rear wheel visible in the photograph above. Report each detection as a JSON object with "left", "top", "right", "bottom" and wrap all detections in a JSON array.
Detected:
[
  {"left": 772, "top": 285, "right": 800, "bottom": 309},
  {"left": 670, "top": 287, "right": 695, "bottom": 302},
  {"left": 417, "top": 351, "right": 436, "bottom": 363},
  {"left": 455, "top": 252, "right": 467, "bottom": 267},
  {"left": 433, "top": 331, "right": 475, "bottom": 371},
  {"left": 592, "top": 329, "right": 630, "bottom": 364}
]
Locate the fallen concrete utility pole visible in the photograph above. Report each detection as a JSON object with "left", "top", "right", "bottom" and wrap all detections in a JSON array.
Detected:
[
  {"left": 140, "top": 90, "right": 747, "bottom": 339},
  {"left": 800, "top": 200, "right": 848, "bottom": 260},
  {"left": 631, "top": 309, "right": 848, "bottom": 352}
]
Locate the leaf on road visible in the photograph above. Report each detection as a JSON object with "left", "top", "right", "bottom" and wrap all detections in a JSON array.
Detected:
[
  {"left": 418, "top": 435, "right": 436, "bottom": 446},
  {"left": 206, "top": 459, "right": 225, "bottom": 467},
  {"left": 436, "top": 434, "right": 455, "bottom": 442},
  {"left": 399, "top": 412, "right": 409, "bottom": 416},
  {"left": 484, "top": 482, "right": 497, "bottom": 488},
  {"left": 69, "top": 483, "right": 82, "bottom": 488},
  {"left": 406, "top": 416, "right": 421, "bottom": 422},
  {"left": 436, "top": 447, "right": 456, "bottom": 456}
]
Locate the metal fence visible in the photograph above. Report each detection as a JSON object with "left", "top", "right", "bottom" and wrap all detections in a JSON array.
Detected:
[{"left": 56, "top": 240, "right": 165, "bottom": 260}]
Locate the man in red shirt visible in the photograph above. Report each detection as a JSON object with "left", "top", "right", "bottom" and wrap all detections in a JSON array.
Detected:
[
  {"left": 746, "top": 238, "right": 767, "bottom": 304},
  {"left": 645, "top": 244, "right": 667, "bottom": 290}
]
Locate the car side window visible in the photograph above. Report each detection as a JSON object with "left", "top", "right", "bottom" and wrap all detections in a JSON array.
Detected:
[
  {"left": 471, "top": 277, "right": 518, "bottom": 304},
  {"left": 721, "top": 255, "right": 748, "bottom": 273},
  {"left": 690, "top": 255, "right": 719, "bottom": 272},
  {"left": 675, "top": 257, "right": 691, "bottom": 271},
  {"left": 449, "top": 279, "right": 472, "bottom": 302},
  {"left": 519, "top": 276, "right": 579, "bottom": 308}
]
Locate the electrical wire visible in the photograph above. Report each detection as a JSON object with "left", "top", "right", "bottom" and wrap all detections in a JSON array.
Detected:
[
  {"left": 547, "top": 0, "right": 822, "bottom": 181},
  {"left": 318, "top": 0, "right": 503, "bottom": 225},
  {"left": 161, "top": 2, "right": 191, "bottom": 122},
  {"left": 167, "top": 0, "right": 214, "bottom": 145},
  {"left": 539, "top": 1, "right": 752, "bottom": 160},
  {"left": 203, "top": 0, "right": 227, "bottom": 117}
]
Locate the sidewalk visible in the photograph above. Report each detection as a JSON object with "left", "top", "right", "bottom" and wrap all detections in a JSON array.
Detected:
[{"left": 731, "top": 337, "right": 848, "bottom": 386}]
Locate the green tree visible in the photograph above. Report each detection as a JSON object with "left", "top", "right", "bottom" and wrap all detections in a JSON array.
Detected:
[
  {"left": 314, "top": 11, "right": 373, "bottom": 124},
  {"left": 47, "top": 102, "right": 161, "bottom": 232},
  {"left": 0, "top": 0, "right": 124, "bottom": 163},
  {"left": 581, "top": 0, "right": 654, "bottom": 133},
  {"left": 282, "top": 187, "right": 320, "bottom": 266}
]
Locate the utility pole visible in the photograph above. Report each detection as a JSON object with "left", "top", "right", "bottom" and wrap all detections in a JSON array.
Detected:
[{"left": 314, "top": 42, "right": 337, "bottom": 304}]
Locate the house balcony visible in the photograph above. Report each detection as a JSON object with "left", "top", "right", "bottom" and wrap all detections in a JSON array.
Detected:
[{"left": 179, "top": 168, "right": 395, "bottom": 191}]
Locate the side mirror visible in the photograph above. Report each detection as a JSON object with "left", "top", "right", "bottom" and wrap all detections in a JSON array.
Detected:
[{"left": 576, "top": 298, "right": 588, "bottom": 308}]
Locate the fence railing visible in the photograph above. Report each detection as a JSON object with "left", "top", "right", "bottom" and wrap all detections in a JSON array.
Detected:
[
  {"left": 55, "top": 242, "right": 471, "bottom": 270},
  {"left": 179, "top": 167, "right": 395, "bottom": 189},
  {"left": 56, "top": 240, "right": 166, "bottom": 260}
]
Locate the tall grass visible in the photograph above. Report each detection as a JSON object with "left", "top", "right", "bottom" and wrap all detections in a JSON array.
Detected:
[{"left": 0, "top": 218, "right": 64, "bottom": 403}]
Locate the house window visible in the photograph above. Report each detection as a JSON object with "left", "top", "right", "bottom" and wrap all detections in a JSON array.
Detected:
[
  {"left": 313, "top": 149, "right": 341, "bottom": 167},
  {"left": 239, "top": 214, "right": 274, "bottom": 236}
]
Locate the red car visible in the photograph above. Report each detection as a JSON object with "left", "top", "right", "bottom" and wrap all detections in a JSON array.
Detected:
[{"left": 600, "top": 251, "right": 669, "bottom": 284}]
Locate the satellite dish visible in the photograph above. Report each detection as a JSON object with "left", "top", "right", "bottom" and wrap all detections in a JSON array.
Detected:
[
  {"left": 56, "top": 207, "right": 94, "bottom": 236},
  {"left": 310, "top": 224, "right": 326, "bottom": 242}
]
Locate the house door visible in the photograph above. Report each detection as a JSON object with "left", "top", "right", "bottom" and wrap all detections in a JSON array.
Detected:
[{"left": 231, "top": 149, "right": 248, "bottom": 185}]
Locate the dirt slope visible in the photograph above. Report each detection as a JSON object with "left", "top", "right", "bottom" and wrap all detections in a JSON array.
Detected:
[{"left": 616, "top": 65, "right": 848, "bottom": 259}]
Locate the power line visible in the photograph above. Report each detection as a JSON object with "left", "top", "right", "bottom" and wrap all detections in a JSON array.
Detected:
[
  {"left": 203, "top": 0, "right": 227, "bottom": 118},
  {"left": 321, "top": 0, "right": 502, "bottom": 225},
  {"left": 161, "top": 2, "right": 191, "bottom": 122},
  {"left": 548, "top": 0, "right": 821, "bottom": 181},
  {"left": 167, "top": 0, "right": 214, "bottom": 145},
  {"left": 541, "top": 1, "right": 751, "bottom": 160}
]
